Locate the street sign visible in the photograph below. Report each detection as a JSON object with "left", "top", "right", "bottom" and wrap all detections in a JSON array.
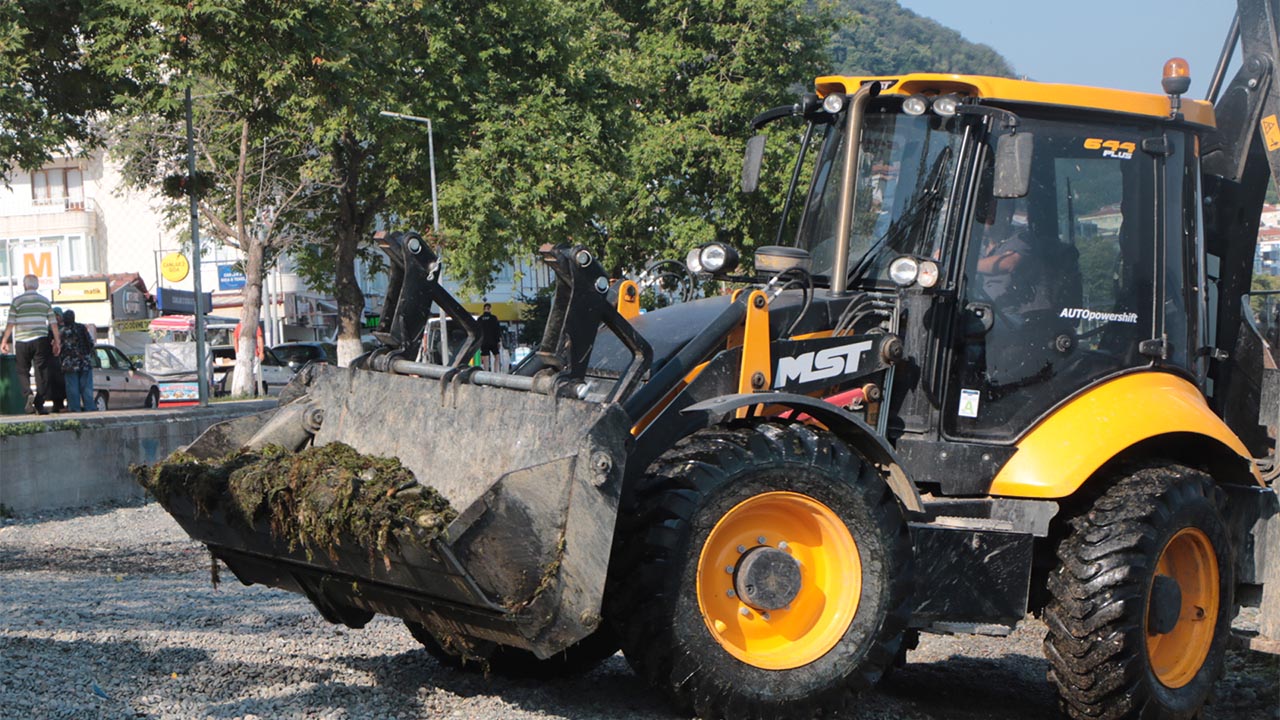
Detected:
[
  {"left": 161, "top": 252, "right": 191, "bottom": 282},
  {"left": 217, "top": 264, "right": 246, "bottom": 291}
]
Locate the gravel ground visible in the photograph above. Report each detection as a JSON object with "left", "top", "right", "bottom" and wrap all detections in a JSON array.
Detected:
[{"left": 1, "top": 501, "right": 1277, "bottom": 720}]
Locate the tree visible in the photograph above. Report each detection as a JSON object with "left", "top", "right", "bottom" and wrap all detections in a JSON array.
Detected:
[
  {"left": 0, "top": 1, "right": 125, "bottom": 177},
  {"left": 437, "top": 0, "right": 837, "bottom": 292},
  {"left": 94, "top": 0, "right": 346, "bottom": 389}
]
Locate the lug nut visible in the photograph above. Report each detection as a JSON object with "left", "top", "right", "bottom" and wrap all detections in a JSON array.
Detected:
[
  {"left": 725, "top": 565, "right": 734, "bottom": 574},
  {"left": 740, "top": 607, "right": 751, "bottom": 617},
  {"left": 726, "top": 589, "right": 736, "bottom": 598},
  {"left": 778, "top": 541, "right": 789, "bottom": 551},
  {"left": 757, "top": 536, "right": 766, "bottom": 545},
  {"left": 737, "top": 545, "right": 747, "bottom": 554}
]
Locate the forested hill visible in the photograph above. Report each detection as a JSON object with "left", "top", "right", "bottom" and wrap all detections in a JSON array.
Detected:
[{"left": 829, "top": 0, "right": 1015, "bottom": 78}]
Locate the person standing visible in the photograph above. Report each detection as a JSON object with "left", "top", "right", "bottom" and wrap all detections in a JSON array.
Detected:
[
  {"left": 47, "top": 307, "right": 67, "bottom": 412},
  {"left": 477, "top": 302, "right": 502, "bottom": 372},
  {"left": 59, "top": 309, "right": 96, "bottom": 412},
  {"left": 0, "top": 274, "right": 62, "bottom": 414}
]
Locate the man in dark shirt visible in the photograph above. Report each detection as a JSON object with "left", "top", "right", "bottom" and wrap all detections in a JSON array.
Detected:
[{"left": 478, "top": 303, "right": 502, "bottom": 371}]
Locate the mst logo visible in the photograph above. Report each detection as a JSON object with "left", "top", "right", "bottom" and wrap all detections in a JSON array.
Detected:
[{"left": 774, "top": 340, "right": 873, "bottom": 388}]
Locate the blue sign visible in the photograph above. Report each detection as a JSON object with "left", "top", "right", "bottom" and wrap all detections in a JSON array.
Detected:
[
  {"left": 156, "top": 287, "right": 212, "bottom": 314},
  {"left": 217, "top": 264, "right": 246, "bottom": 291}
]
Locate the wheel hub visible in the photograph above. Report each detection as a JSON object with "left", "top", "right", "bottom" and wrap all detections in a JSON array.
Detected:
[
  {"left": 1147, "top": 574, "right": 1182, "bottom": 636},
  {"left": 734, "top": 546, "right": 802, "bottom": 611}
]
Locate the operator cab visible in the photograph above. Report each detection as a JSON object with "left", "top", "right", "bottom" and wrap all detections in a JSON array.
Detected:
[{"left": 747, "top": 72, "right": 1215, "bottom": 449}]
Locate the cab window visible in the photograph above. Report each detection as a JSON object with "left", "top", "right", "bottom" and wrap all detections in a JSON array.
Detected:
[{"left": 947, "top": 118, "right": 1157, "bottom": 440}]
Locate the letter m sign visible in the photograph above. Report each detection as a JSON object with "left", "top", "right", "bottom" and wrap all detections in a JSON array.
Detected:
[{"left": 16, "top": 245, "right": 60, "bottom": 291}]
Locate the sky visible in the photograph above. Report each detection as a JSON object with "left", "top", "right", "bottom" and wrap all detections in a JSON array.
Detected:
[{"left": 895, "top": 0, "right": 1240, "bottom": 97}]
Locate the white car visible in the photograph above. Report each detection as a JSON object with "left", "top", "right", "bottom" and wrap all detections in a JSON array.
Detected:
[{"left": 214, "top": 346, "right": 295, "bottom": 396}]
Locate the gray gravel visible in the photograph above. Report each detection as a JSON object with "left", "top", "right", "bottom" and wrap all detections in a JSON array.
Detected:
[{"left": 1, "top": 501, "right": 1277, "bottom": 719}]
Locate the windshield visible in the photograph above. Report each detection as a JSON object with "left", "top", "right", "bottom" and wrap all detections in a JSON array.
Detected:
[{"left": 796, "top": 104, "right": 964, "bottom": 285}]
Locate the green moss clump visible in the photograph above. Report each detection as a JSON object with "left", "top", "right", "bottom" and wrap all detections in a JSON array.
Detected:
[{"left": 134, "top": 442, "right": 456, "bottom": 567}]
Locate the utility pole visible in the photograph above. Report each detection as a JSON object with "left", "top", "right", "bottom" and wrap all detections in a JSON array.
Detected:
[{"left": 186, "top": 86, "right": 209, "bottom": 407}]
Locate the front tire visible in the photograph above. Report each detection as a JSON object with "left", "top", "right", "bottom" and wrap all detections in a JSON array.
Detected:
[
  {"left": 1043, "top": 464, "right": 1233, "bottom": 720},
  {"left": 94, "top": 392, "right": 108, "bottom": 412},
  {"left": 144, "top": 387, "right": 159, "bottom": 409},
  {"left": 607, "top": 422, "right": 912, "bottom": 719}
]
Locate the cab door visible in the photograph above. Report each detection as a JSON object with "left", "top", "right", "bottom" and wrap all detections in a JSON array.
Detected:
[{"left": 943, "top": 115, "right": 1162, "bottom": 443}]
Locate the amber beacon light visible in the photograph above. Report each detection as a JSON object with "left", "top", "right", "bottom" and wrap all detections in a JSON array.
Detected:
[{"left": 1163, "top": 57, "right": 1191, "bottom": 115}]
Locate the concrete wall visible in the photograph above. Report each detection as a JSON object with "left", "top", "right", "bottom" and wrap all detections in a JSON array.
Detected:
[{"left": 0, "top": 401, "right": 272, "bottom": 515}]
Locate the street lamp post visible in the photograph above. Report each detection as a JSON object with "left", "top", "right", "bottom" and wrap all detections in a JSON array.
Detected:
[{"left": 379, "top": 110, "right": 439, "bottom": 233}]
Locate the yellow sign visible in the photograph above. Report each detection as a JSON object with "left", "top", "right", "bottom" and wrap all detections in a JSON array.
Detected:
[
  {"left": 161, "top": 252, "right": 191, "bottom": 282},
  {"left": 54, "top": 280, "right": 108, "bottom": 303},
  {"left": 1263, "top": 114, "right": 1280, "bottom": 152},
  {"left": 114, "top": 319, "right": 153, "bottom": 333}
]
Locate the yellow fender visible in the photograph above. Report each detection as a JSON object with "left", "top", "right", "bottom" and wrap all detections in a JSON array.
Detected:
[{"left": 989, "top": 372, "right": 1262, "bottom": 498}]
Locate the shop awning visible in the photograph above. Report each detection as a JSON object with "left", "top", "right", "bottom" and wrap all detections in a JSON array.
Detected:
[{"left": 460, "top": 301, "right": 529, "bottom": 322}]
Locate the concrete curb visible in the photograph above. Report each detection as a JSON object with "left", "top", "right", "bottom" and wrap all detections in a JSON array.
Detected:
[{"left": 0, "top": 401, "right": 274, "bottom": 515}]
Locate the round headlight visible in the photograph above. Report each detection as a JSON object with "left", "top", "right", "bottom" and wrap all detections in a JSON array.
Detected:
[
  {"left": 697, "top": 242, "right": 740, "bottom": 275},
  {"left": 686, "top": 247, "right": 704, "bottom": 275},
  {"left": 700, "top": 244, "right": 728, "bottom": 273},
  {"left": 822, "top": 93, "right": 845, "bottom": 114},
  {"left": 888, "top": 256, "right": 919, "bottom": 287},
  {"left": 932, "top": 93, "right": 960, "bottom": 117},
  {"left": 902, "top": 94, "right": 929, "bottom": 116},
  {"left": 917, "top": 260, "right": 940, "bottom": 288}
]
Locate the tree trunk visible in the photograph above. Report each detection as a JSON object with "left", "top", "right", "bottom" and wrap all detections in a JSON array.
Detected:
[
  {"left": 231, "top": 234, "right": 266, "bottom": 396},
  {"left": 335, "top": 224, "right": 365, "bottom": 366}
]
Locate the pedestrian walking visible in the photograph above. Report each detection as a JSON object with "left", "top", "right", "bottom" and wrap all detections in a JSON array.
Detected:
[
  {"left": 59, "top": 309, "right": 96, "bottom": 412},
  {"left": 0, "top": 274, "right": 62, "bottom": 414}
]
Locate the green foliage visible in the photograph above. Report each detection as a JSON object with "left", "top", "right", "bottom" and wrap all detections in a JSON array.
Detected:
[
  {"left": 0, "top": 1, "right": 124, "bottom": 177},
  {"left": 438, "top": 0, "right": 837, "bottom": 292},
  {"left": 518, "top": 286, "right": 555, "bottom": 346},
  {"left": 0, "top": 419, "right": 82, "bottom": 438},
  {"left": 829, "top": 0, "right": 1014, "bottom": 77}
]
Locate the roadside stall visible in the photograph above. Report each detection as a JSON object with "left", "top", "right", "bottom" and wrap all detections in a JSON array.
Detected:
[{"left": 145, "top": 315, "right": 236, "bottom": 406}]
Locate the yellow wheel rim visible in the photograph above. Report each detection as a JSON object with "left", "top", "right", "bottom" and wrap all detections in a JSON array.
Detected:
[
  {"left": 1146, "top": 527, "right": 1219, "bottom": 689},
  {"left": 696, "top": 491, "right": 860, "bottom": 670}
]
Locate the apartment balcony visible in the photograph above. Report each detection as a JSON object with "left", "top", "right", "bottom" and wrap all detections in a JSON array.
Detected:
[{"left": 0, "top": 196, "right": 97, "bottom": 218}]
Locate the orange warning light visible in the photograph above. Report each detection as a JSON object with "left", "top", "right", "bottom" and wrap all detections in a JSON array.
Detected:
[{"left": 1163, "top": 57, "right": 1191, "bottom": 96}]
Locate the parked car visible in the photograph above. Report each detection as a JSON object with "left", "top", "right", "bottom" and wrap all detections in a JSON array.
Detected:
[
  {"left": 271, "top": 342, "right": 337, "bottom": 371},
  {"left": 213, "top": 345, "right": 295, "bottom": 396},
  {"left": 92, "top": 344, "right": 161, "bottom": 410}
]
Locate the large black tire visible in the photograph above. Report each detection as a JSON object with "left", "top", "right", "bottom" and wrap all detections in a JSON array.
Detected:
[
  {"left": 1043, "top": 464, "right": 1234, "bottom": 720},
  {"left": 405, "top": 621, "right": 619, "bottom": 679},
  {"left": 144, "top": 387, "right": 159, "bottom": 409},
  {"left": 606, "top": 422, "right": 912, "bottom": 719}
]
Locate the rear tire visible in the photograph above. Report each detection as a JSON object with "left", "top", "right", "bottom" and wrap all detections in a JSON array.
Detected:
[
  {"left": 405, "top": 621, "right": 619, "bottom": 679},
  {"left": 144, "top": 387, "right": 159, "bottom": 409},
  {"left": 607, "top": 422, "right": 911, "bottom": 719},
  {"left": 1043, "top": 464, "right": 1233, "bottom": 720}
]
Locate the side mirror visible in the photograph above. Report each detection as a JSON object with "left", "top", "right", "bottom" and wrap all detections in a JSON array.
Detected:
[
  {"left": 993, "top": 133, "right": 1033, "bottom": 198},
  {"left": 742, "top": 134, "right": 766, "bottom": 193}
]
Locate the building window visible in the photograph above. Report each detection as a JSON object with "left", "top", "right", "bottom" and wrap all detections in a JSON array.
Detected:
[{"left": 30, "top": 168, "right": 85, "bottom": 209}]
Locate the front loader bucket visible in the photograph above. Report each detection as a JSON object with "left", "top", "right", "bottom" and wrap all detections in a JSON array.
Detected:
[{"left": 145, "top": 363, "right": 631, "bottom": 659}]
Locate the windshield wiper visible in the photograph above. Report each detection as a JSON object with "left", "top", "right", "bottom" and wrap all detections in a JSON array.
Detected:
[{"left": 846, "top": 144, "right": 952, "bottom": 284}]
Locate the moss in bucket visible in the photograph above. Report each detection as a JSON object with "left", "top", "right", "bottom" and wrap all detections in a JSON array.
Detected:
[{"left": 135, "top": 442, "right": 456, "bottom": 567}]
